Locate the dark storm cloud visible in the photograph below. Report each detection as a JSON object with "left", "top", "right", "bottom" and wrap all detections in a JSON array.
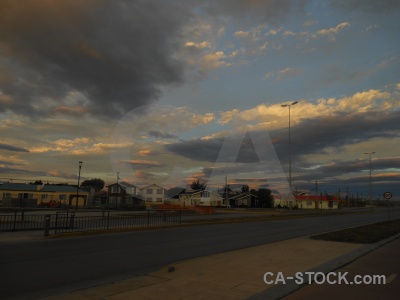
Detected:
[
  {"left": 0, "top": 0, "right": 188, "bottom": 118},
  {"left": 0, "top": 143, "right": 29, "bottom": 153},
  {"left": 165, "top": 110, "right": 400, "bottom": 166},
  {"left": 294, "top": 156, "right": 400, "bottom": 182},
  {"left": 148, "top": 130, "right": 178, "bottom": 139},
  {"left": 165, "top": 138, "right": 224, "bottom": 162},
  {"left": 274, "top": 110, "right": 400, "bottom": 161},
  {"left": 164, "top": 131, "right": 270, "bottom": 163}
]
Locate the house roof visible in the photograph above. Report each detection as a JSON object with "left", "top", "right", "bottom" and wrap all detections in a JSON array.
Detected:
[
  {"left": 41, "top": 185, "right": 88, "bottom": 193},
  {"left": 0, "top": 183, "right": 37, "bottom": 191},
  {"left": 120, "top": 181, "right": 137, "bottom": 188},
  {"left": 139, "top": 183, "right": 166, "bottom": 190}
]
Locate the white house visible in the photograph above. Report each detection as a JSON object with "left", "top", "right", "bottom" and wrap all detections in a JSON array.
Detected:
[
  {"left": 139, "top": 184, "right": 166, "bottom": 204},
  {"left": 179, "top": 189, "right": 223, "bottom": 206}
]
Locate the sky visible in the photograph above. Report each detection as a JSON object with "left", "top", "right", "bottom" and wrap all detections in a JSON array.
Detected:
[{"left": 0, "top": 0, "right": 399, "bottom": 199}]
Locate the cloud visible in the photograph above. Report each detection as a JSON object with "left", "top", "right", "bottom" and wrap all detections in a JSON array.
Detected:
[
  {"left": 0, "top": 0, "right": 189, "bottom": 119},
  {"left": 331, "top": 0, "right": 400, "bottom": 14},
  {"left": 273, "top": 110, "right": 400, "bottom": 162},
  {"left": 312, "top": 22, "right": 350, "bottom": 40},
  {"left": 47, "top": 170, "right": 79, "bottom": 180},
  {"left": 165, "top": 108, "right": 400, "bottom": 169},
  {"left": 0, "top": 143, "right": 29, "bottom": 153},
  {"left": 165, "top": 138, "right": 224, "bottom": 163},
  {"left": 148, "top": 130, "right": 178, "bottom": 139},
  {"left": 199, "top": 0, "right": 306, "bottom": 24},
  {"left": 264, "top": 67, "right": 301, "bottom": 81},
  {"left": 119, "top": 159, "right": 164, "bottom": 168},
  {"left": 200, "top": 51, "right": 232, "bottom": 70}
]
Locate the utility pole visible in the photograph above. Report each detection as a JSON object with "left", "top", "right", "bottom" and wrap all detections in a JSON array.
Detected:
[
  {"left": 225, "top": 176, "right": 229, "bottom": 208},
  {"left": 364, "top": 152, "right": 375, "bottom": 206},
  {"left": 281, "top": 101, "right": 298, "bottom": 208}
]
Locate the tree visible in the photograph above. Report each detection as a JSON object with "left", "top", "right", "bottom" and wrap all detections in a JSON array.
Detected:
[
  {"left": 81, "top": 178, "right": 105, "bottom": 192},
  {"left": 241, "top": 185, "right": 249, "bottom": 193},
  {"left": 30, "top": 180, "right": 43, "bottom": 185},
  {"left": 256, "top": 188, "right": 273, "bottom": 208},
  {"left": 190, "top": 179, "right": 207, "bottom": 191}
]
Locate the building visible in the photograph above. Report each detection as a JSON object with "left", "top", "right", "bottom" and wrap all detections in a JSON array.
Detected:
[
  {"left": 296, "top": 194, "right": 340, "bottom": 209},
  {"left": 0, "top": 182, "right": 90, "bottom": 208},
  {"left": 271, "top": 191, "right": 340, "bottom": 209},
  {"left": 106, "top": 182, "right": 144, "bottom": 209},
  {"left": 139, "top": 184, "right": 166, "bottom": 205},
  {"left": 179, "top": 189, "right": 223, "bottom": 206}
]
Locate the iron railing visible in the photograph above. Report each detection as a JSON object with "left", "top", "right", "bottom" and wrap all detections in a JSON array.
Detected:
[{"left": 0, "top": 210, "right": 182, "bottom": 235}]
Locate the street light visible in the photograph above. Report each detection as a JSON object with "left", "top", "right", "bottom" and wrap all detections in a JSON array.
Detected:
[
  {"left": 364, "top": 152, "right": 375, "bottom": 206},
  {"left": 281, "top": 101, "right": 298, "bottom": 207},
  {"left": 75, "top": 161, "right": 83, "bottom": 210}
]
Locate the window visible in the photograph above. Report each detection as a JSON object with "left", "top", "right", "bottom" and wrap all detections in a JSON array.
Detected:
[
  {"left": 42, "top": 194, "right": 48, "bottom": 200},
  {"left": 156, "top": 198, "right": 163, "bottom": 202},
  {"left": 147, "top": 189, "right": 153, "bottom": 194},
  {"left": 111, "top": 185, "right": 120, "bottom": 193},
  {"left": 2, "top": 192, "right": 11, "bottom": 199},
  {"left": 328, "top": 201, "right": 333, "bottom": 208},
  {"left": 202, "top": 191, "right": 210, "bottom": 198},
  {"left": 146, "top": 197, "right": 152, "bottom": 202},
  {"left": 157, "top": 189, "right": 163, "bottom": 194},
  {"left": 59, "top": 194, "right": 66, "bottom": 201}
]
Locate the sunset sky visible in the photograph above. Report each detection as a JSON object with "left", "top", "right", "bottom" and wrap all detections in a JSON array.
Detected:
[{"left": 0, "top": 0, "right": 399, "bottom": 198}]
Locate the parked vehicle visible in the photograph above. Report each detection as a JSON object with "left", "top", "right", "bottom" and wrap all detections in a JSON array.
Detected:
[{"left": 40, "top": 200, "right": 61, "bottom": 208}]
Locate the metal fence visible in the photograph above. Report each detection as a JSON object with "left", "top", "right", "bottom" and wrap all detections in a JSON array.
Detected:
[
  {"left": 0, "top": 211, "right": 46, "bottom": 232},
  {"left": 0, "top": 210, "right": 182, "bottom": 236}
]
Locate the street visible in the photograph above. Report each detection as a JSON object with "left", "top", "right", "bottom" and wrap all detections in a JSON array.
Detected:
[{"left": 0, "top": 208, "right": 398, "bottom": 299}]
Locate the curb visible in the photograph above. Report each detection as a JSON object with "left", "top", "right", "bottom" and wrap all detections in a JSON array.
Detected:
[{"left": 247, "top": 232, "right": 400, "bottom": 300}]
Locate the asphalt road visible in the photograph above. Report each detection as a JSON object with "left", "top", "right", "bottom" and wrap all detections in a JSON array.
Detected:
[{"left": 0, "top": 208, "right": 398, "bottom": 299}]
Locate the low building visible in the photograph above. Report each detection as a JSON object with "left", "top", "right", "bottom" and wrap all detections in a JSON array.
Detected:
[
  {"left": 296, "top": 194, "right": 340, "bottom": 209},
  {"left": 179, "top": 189, "right": 223, "bottom": 206},
  {"left": 0, "top": 182, "right": 89, "bottom": 208},
  {"left": 139, "top": 184, "right": 166, "bottom": 205},
  {"left": 271, "top": 191, "right": 340, "bottom": 209}
]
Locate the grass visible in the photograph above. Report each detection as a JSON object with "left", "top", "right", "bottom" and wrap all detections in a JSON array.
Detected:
[{"left": 310, "top": 219, "right": 400, "bottom": 244}]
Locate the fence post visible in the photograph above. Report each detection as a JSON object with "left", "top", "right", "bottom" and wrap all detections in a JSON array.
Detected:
[
  {"left": 69, "top": 212, "right": 75, "bottom": 230},
  {"left": 147, "top": 211, "right": 150, "bottom": 227},
  {"left": 44, "top": 215, "right": 51, "bottom": 237},
  {"left": 106, "top": 211, "right": 110, "bottom": 230},
  {"left": 55, "top": 212, "right": 59, "bottom": 234},
  {"left": 163, "top": 210, "right": 166, "bottom": 222},
  {"left": 13, "top": 210, "right": 17, "bottom": 231}
]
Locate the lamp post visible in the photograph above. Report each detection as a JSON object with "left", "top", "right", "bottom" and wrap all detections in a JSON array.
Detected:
[
  {"left": 75, "top": 161, "right": 83, "bottom": 210},
  {"left": 281, "top": 101, "right": 298, "bottom": 208},
  {"left": 364, "top": 152, "right": 375, "bottom": 206}
]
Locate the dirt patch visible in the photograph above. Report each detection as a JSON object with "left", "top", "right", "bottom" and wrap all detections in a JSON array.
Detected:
[{"left": 310, "top": 219, "right": 400, "bottom": 244}]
